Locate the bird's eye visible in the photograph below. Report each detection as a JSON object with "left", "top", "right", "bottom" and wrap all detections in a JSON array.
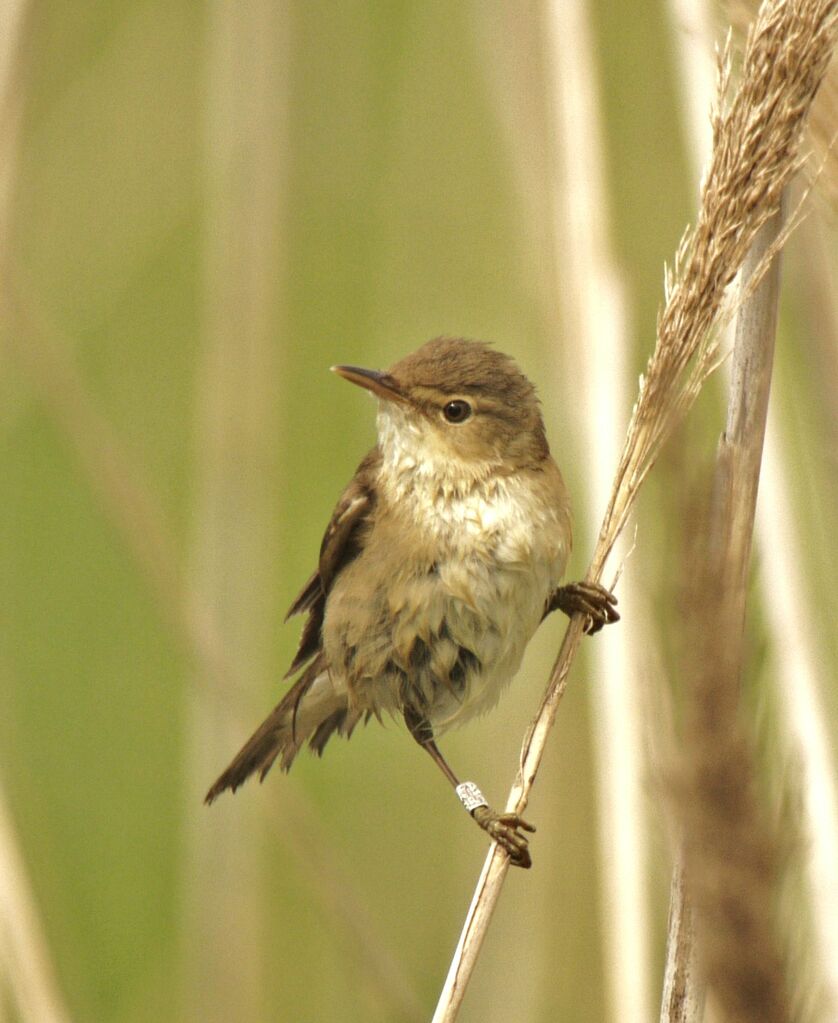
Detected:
[{"left": 442, "top": 399, "right": 472, "bottom": 424}]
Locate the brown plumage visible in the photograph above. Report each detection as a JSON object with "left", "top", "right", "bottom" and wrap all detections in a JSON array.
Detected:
[
  {"left": 205, "top": 451, "right": 379, "bottom": 800},
  {"left": 205, "top": 337, "right": 618, "bottom": 865}
]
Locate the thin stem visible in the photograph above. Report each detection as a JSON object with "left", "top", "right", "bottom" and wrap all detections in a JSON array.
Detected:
[
  {"left": 721, "top": 200, "right": 784, "bottom": 588},
  {"left": 432, "top": 618, "right": 586, "bottom": 1022},
  {"left": 659, "top": 853, "right": 703, "bottom": 1023}
]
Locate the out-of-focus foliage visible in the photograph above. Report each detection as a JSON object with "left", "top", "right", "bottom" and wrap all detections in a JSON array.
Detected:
[{"left": 1, "top": 2, "right": 834, "bottom": 1022}]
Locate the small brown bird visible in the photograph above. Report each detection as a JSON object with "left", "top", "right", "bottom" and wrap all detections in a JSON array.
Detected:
[{"left": 206, "top": 337, "right": 618, "bottom": 867}]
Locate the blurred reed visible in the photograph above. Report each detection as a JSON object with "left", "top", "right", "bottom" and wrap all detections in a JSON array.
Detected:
[
  {"left": 0, "top": 787, "right": 72, "bottom": 1023},
  {"left": 673, "top": 203, "right": 794, "bottom": 1023},
  {"left": 541, "top": 0, "right": 651, "bottom": 1020},
  {"left": 4, "top": 289, "right": 425, "bottom": 1021},
  {"left": 435, "top": 0, "right": 837, "bottom": 1018},
  {"left": 1, "top": 4, "right": 834, "bottom": 1020},
  {"left": 185, "top": 8, "right": 427, "bottom": 1023},
  {"left": 469, "top": 12, "right": 609, "bottom": 1019},
  {"left": 659, "top": 855, "right": 703, "bottom": 1023},
  {"left": 182, "top": 3, "right": 286, "bottom": 1019},
  {"left": 0, "top": 1, "right": 72, "bottom": 1020},
  {"left": 668, "top": 0, "right": 838, "bottom": 1010},
  {"left": 472, "top": 4, "right": 651, "bottom": 1018}
]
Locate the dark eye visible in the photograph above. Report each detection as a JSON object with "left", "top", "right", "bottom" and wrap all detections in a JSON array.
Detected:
[{"left": 443, "top": 399, "right": 472, "bottom": 424}]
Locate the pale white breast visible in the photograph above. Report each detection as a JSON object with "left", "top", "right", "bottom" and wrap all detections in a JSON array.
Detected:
[
  {"left": 377, "top": 402, "right": 568, "bottom": 572},
  {"left": 375, "top": 404, "right": 570, "bottom": 728}
]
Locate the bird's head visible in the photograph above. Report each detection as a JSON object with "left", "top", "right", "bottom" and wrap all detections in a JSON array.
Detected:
[{"left": 332, "top": 337, "right": 549, "bottom": 480}]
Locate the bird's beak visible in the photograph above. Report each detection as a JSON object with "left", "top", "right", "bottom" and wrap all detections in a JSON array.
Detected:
[{"left": 331, "top": 364, "right": 408, "bottom": 405}]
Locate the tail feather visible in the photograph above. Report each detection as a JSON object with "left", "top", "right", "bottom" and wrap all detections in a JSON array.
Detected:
[
  {"left": 205, "top": 664, "right": 349, "bottom": 803},
  {"left": 309, "top": 705, "right": 370, "bottom": 756}
]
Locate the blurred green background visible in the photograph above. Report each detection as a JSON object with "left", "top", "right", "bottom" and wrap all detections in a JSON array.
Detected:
[{"left": 1, "top": 2, "right": 835, "bottom": 1022}]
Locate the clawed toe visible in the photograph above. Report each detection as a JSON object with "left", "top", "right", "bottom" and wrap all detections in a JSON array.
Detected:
[
  {"left": 472, "top": 806, "right": 536, "bottom": 868},
  {"left": 548, "top": 581, "right": 620, "bottom": 634},
  {"left": 497, "top": 812, "right": 536, "bottom": 834}
]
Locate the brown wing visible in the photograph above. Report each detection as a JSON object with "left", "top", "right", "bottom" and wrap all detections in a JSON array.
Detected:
[{"left": 283, "top": 447, "right": 379, "bottom": 678}]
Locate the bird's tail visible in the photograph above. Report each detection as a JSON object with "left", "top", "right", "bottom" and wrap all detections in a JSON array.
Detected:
[{"left": 205, "top": 664, "right": 361, "bottom": 803}]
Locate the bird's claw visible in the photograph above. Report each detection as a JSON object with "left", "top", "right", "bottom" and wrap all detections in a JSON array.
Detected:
[
  {"left": 549, "top": 581, "right": 620, "bottom": 635},
  {"left": 471, "top": 805, "right": 536, "bottom": 869}
]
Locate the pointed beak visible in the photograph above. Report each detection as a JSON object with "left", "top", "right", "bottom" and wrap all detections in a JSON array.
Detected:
[{"left": 331, "top": 364, "right": 408, "bottom": 405}]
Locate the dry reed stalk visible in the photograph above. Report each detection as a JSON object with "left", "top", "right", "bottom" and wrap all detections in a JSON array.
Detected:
[
  {"left": 659, "top": 853, "right": 704, "bottom": 1023},
  {"left": 673, "top": 205, "right": 792, "bottom": 1023},
  {"left": 544, "top": 0, "right": 651, "bottom": 1019},
  {"left": 675, "top": 199, "right": 794, "bottom": 1023},
  {"left": 660, "top": 5, "right": 723, "bottom": 1014},
  {"left": 433, "top": 1, "right": 837, "bottom": 1018},
  {"left": 671, "top": 1, "right": 838, "bottom": 1006}
]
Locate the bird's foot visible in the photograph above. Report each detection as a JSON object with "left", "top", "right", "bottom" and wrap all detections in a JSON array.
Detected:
[
  {"left": 549, "top": 581, "right": 620, "bottom": 635},
  {"left": 471, "top": 805, "right": 536, "bottom": 869}
]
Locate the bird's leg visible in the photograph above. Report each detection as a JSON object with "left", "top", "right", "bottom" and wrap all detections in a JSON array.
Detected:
[
  {"left": 546, "top": 581, "right": 620, "bottom": 634},
  {"left": 403, "top": 707, "right": 535, "bottom": 869}
]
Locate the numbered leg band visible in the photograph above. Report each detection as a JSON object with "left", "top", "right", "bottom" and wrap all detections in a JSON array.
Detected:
[{"left": 456, "top": 781, "right": 489, "bottom": 814}]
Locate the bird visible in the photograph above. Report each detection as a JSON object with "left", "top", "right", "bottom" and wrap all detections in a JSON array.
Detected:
[{"left": 205, "top": 337, "right": 618, "bottom": 867}]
